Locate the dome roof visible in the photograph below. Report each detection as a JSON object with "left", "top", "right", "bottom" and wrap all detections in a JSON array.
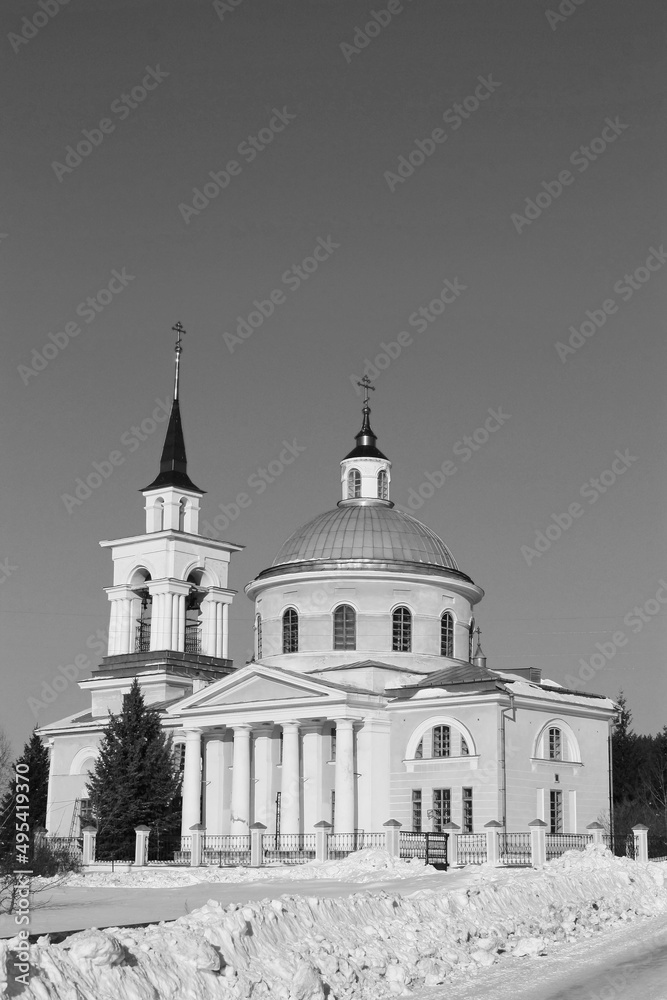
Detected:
[{"left": 270, "top": 504, "right": 460, "bottom": 573}]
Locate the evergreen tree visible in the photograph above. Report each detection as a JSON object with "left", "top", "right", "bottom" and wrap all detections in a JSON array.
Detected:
[
  {"left": 611, "top": 690, "right": 642, "bottom": 804},
  {"left": 87, "top": 680, "right": 181, "bottom": 860},
  {"left": 0, "top": 731, "right": 49, "bottom": 861}
]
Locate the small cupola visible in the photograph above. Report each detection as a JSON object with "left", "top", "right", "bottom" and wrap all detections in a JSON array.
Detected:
[{"left": 339, "top": 376, "right": 392, "bottom": 506}]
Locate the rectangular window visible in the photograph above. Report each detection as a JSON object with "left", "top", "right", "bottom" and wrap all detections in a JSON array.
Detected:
[
  {"left": 433, "top": 726, "right": 451, "bottom": 758},
  {"left": 462, "top": 788, "right": 473, "bottom": 833},
  {"left": 412, "top": 789, "right": 422, "bottom": 832},
  {"left": 331, "top": 790, "right": 335, "bottom": 828},
  {"left": 432, "top": 788, "right": 451, "bottom": 833},
  {"left": 330, "top": 727, "right": 336, "bottom": 761},
  {"left": 550, "top": 789, "right": 563, "bottom": 834},
  {"left": 548, "top": 728, "right": 562, "bottom": 760}
]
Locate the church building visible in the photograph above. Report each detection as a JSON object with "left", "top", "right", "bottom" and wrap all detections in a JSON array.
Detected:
[{"left": 39, "top": 332, "right": 616, "bottom": 843}]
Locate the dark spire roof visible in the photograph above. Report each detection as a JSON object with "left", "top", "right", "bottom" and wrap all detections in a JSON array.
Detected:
[
  {"left": 344, "top": 397, "right": 388, "bottom": 460},
  {"left": 141, "top": 323, "right": 205, "bottom": 494}
]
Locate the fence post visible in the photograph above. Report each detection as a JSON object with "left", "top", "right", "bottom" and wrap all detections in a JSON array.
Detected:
[
  {"left": 82, "top": 826, "right": 97, "bottom": 865},
  {"left": 383, "top": 819, "right": 401, "bottom": 857},
  {"left": 442, "top": 822, "right": 460, "bottom": 868},
  {"left": 250, "top": 822, "right": 266, "bottom": 867},
  {"left": 485, "top": 820, "right": 502, "bottom": 865},
  {"left": 586, "top": 821, "right": 604, "bottom": 846},
  {"left": 632, "top": 824, "right": 649, "bottom": 863},
  {"left": 134, "top": 825, "right": 150, "bottom": 867},
  {"left": 190, "top": 823, "right": 204, "bottom": 867},
  {"left": 529, "top": 819, "right": 547, "bottom": 867},
  {"left": 314, "top": 820, "right": 332, "bottom": 863}
]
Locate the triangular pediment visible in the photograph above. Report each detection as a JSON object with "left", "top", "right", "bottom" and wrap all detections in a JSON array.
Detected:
[{"left": 167, "top": 663, "right": 347, "bottom": 713}]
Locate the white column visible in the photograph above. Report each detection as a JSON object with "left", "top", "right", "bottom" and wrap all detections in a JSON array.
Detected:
[
  {"left": 118, "top": 598, "right": 133, "bottom": 654},
  {"left": 216, "top": 603, "right": 224, "bottom": 659},
  {"left": 176, "top": 593, "right": 186, "bottom": 651},
  {"left": 163, "top": 594, "right": 174, "bottom": 649},
  {"left": 200, "top": 597, "right": 216, "bottom": 657},
  {"left": 203, "top": 737, "right": 226, "bottom": 835},
  {"left": 149, "top": 593, "right": 163, "bottom": 650},
  {"left": 180, "top": 730, "right": 202, "bottom": 837},
  {"left": 253, "top": 729, "right": 273, "bottom": 829},
  {"left": 356, "top": 719, "right": 391, "bottom": 832},
  {"left": 230, "top": 725, "right": 252, "bottom": 834},
  {"left": 281, "top": 722, "right": 301, "bottom": 834},
  {"left": 302, "top": 725, "right": 324, "bottom": 832},
  {"left": 334, "top": 719, "right": 355, "bottom": 834},
  {"left": 108, "top": 600, "right": 120, "bottom": 655},
  {"left": 222, "top": 604, "right": 229, "bottom": 658}
]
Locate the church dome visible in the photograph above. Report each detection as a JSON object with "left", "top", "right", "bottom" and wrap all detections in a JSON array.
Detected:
[{"left": 269, "top": 504, "right": 460, "bottom": 574}]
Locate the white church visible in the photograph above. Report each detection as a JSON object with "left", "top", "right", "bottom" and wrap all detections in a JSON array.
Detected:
[{"left": 40, "top": 333, "right": 616, "bottom": 843}]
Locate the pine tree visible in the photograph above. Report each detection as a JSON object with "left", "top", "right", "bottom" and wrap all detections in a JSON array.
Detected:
[
  {"left": 0, "top": 731, "right": 50, "bottom": 861},
  {"left": 87, "top": 680, "right": 181, "bottom": 860},
  {"left": 611, "top": 690, "right": 642, "bottom": 805}
]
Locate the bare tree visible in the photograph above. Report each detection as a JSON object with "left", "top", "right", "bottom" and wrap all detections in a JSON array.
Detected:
[{"left": 0, "top": 728, "right": 12, "bottom": 801}]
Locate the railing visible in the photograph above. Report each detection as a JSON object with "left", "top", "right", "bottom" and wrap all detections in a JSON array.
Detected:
[
  {"left": 185, "top": 627, "right": 202, "bottom": 653},
  {"left": 327, "top": 832, "right": 382, "bottom": 859},
  {"left": 457, "top": 833, "right": 487, "bottom": 865},
  {"left": 545, "top": 833, "right": 592, "bottom": 860},
  {"left": 499, "top": 833, "right": 531, "bottom": 866},
  {"left": 147, "top": 834, "right": 191, "bottom": 865},
  {"left": 263, "top": 834, "right": 316, "bottom": 864},
  {"left": 135, "top": 622, "right": 150, "bottom": 653},
  {"left": 399, "top": 832, "right": 448, "bottom": 868},
  {"left": 202, "top": 835, "right": 251, "bottom": 866},
  {"left": 603, "top": 833, "right": 637, "bottom": 860},
  {"left": 46, "top": 836, "right": 83, "bottom": 861}
]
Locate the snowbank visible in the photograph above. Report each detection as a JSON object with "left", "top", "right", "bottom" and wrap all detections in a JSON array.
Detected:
[{"left": 5, "top": 846, "right": 667, "bottom": 999}]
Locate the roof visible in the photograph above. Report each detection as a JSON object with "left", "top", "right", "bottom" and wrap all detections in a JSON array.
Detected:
[
  {"left": 268, "top": 504, "right": 460, "bottom": 572},
  {"left": 141, "top": 398, "right": 204, "bottom": 493}
]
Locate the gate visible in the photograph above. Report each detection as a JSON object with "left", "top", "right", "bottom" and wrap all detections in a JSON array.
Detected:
[{"left": 399, "top": 832, "right": 448, "bottom": 869}]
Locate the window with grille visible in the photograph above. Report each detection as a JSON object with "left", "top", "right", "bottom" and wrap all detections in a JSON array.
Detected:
[
  {"left": 392, "top": 606, "right": 412, "bottom": 652},
  {"left": 333, "top": 605, "right": 356, "bottom": 650},
  {"left": 440, "top": 611, "right": 454, "bottom": 657},
  {"left": 256, "top": 614, "right": 262, "bottom": 659},
  {"left": 462, "top": 788, "right": 473, "bottom": 833},
  {"left": 460, "top": 736, "right": 469, "bottom": 756},
  {"left": 548, "top": 728, "right": 562, "bottom": 760},
  {"left": 432, "top": 788, "right": 451, "bottom": 832},
  {"left": 412, "top": 790, "right": 422, "bottom": 832},
  {"left": 330, "top": 727, "right": 336, "bottom": 761},
  {"left": 468, "top": 619, "right": 475, "bottom": 660},
  {"left": 173, "top": 743, "right": 186, "bottom": 773},
  {"left": 279, "top": 732, "right": 284, "bottom": 764},
  {"left": 415, "top": 739, "right": 423, "bottom": 759},
  {"left": 282, "top": 608, "right": 298, "bottom": 653},
  {"left": 550, "top": 789, "right": 563, "bottom": 833},
  {"left": 377, "top": 469, "right": 388, "bottom": 500},
  {"left": 331, "top": 790, "right": 336, "bottom": 827},
  {"left": 433, "top": 725, "right": 451, "bottom": 758},
  {"left": 347, "top": 469, "right": 361, "bottom": 498}
]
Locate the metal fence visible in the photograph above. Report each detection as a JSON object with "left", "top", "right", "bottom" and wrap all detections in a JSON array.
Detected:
[
  {"left": 147, "top": 834, "right": 191, "bottom": 865},
  {"left": 327, "top": 832, "right": 384, "bottom": 859},
  {"left": 399, "top": 832, "right": 448, "bottom": 868},
  {"left": 202, "top": 835, "right": 251, "bottom": 866},
  {"left": 499, "top": 832, "right": 531, "bottom": 866},
  {"left": 545, "top": 833, "right": 592, "bottom": 861},
  {"left": 457, "top": 833, "right": 487, "bottom": 865},
  {"left": 263, "top": 834, "right": 316, "bottom": 864},
  {"left": 45, "top": 836, "right": 83, "bottom": 862},
  {"left": 603, "top": 833, "right": 637, "bottom": 860}
]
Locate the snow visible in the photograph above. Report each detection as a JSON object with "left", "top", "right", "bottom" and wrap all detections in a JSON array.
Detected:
[{"left": 3, "top": 846, "right": 667, "bottom": 999}]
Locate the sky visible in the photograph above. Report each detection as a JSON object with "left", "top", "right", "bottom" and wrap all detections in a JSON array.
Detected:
[{"left": 0, "top": 0, "right": 665, "bottom": 755}]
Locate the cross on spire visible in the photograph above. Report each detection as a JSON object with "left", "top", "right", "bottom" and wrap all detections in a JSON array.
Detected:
[
  {"left": 357, "top": 374, "right": 375, "bottom": 407},
  {"left": 171, "top": 322, "right": 186, "bottom": 399}
]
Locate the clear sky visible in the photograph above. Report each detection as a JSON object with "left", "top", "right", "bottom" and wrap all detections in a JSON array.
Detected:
[{"left": 1, "top": 0, "right": 665, "bottom": 755}]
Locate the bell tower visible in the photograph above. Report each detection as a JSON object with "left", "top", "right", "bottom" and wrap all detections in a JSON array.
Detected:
[
  {"left": 339, "top": 376, "right": 392, "bottom": 506},
  {"left": 79, "top": 324, "right": 243, "bottom": 718}
]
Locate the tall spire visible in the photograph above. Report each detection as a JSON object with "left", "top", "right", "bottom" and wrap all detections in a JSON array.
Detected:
[
  {"left": 344, "top": 376, "right": 388, "bottom": 460},
  {"left": 141, "top": 323, "right": 204, "bottom": 493}
]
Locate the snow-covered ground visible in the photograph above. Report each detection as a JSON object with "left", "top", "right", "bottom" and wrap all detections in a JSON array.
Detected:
[{"left": 1, "top": 846, "right": 666, "bottom": 999}]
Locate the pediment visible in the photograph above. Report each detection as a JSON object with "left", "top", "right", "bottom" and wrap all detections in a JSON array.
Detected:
[{"left": 167, "top": 664, "right": 341, "bottom": 713}]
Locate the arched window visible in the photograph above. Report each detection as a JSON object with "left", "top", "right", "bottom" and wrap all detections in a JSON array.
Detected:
[
  {"left": 415, "top": 739, "right": 423, "bottom": 759},
  {"left": 461, "top": 736, "right": 469, "bottom": 756},
  {"left": 178, "top": 498, "right": 187, "bottom": 530},
  {"left": 256, "top": 614, "right": 263, "bottom": 659},
  {"left": 156, "top": 497, "right": 165, "bottom": 531},
  {"left": 440, "top": 611, "right": 454, "bottom": 657},
  {"left": 548, "top": 727, "right": 562, "bottom": 760},
  {"left": 282, "top": 608, "right": 298, "bottom": 653},
  {"left": 377, "top": 469, "right": 388, "bottom": 500},
  {"left": 433, "top": 725, "right": 451, "bottom": 757},
  {"left": 347, "top": 468, "right": 361, "bottom": 499},
  {"left": 468, "top": 618, "right": 475, "bottom": 661},
  {"left": 333, "top": 605, "right": 356, "bottom": 650},
  {"left": 392, "top": 606, "right": 412, "bottom": 652}
]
